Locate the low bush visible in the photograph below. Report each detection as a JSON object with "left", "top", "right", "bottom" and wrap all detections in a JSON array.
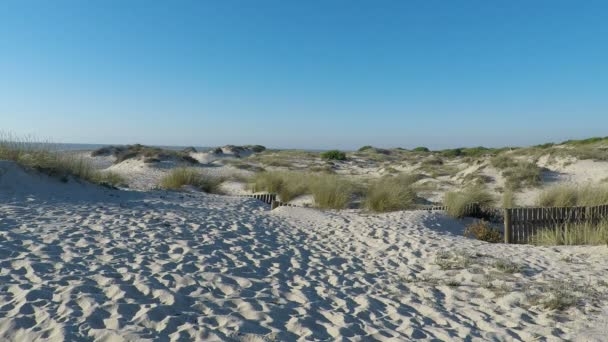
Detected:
[
  {"left": 464, "top": 220, "right": 502, "bottom": 243},
  {"left": 531, "top": 220, "right": 608, "bottom": 246},
  {"left": 536, "top": 184, "right": 608, "bottom": 207},
  {"left": 364, "top": 174, "right": 419, "bottom": 212},
  {"left": 358, "top": 145, "right": 373, "bottom": 152},
  {"left": 413, "top": 146, "right": 430, "bottom": 152},
  {"left": 443, "top": 185, "right": 495, "bottom": 218},
  {"left": 159, "top": 168, "right": 223, "bottom": 193},
  {"left": 320, "top": 150, "right": 347, "bottom": 161},
  {"left": 308, "top": 175, "right": 354, "bottom": 209}
]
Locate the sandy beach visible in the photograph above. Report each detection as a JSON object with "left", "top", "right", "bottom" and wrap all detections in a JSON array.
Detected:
[{"left": 1, "top": 155, "right": 608, "bottom": 341}]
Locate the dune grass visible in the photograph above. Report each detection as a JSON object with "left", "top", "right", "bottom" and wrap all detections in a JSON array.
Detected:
[
  {"left": 531, "top": 219, "right": 608, "bottom": 246},
  {"left": 0, "top": 132, "right": 125, "bottom": 187},
  {"left": 443, "top": 185, "right": 495, "bottom": 218},
  {"left": 536, "top": 184, "right": 608, "bottom": 207},
  {"left": 364, "top": 174, "right": 419, "bottom": 212},
  {"left": 248, "top": 171, "right": 354, "bottom": 209},
  {"left": 160, "top": 167, "right": 223, "bottom": 193}
]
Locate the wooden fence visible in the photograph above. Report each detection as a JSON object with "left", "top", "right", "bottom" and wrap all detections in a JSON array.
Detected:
[
  {"left": 504, "top": 204, "right": 608, "bottom": 244},
  {"left": 241, "top": 193, "right": 277, "bottom": 205}
]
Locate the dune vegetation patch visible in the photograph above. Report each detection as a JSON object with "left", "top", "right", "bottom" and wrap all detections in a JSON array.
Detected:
[
  {"left": 320, "top": 150, "right": 347, "bottom": 161},
  {"left": 248, "top": 171, "right": 354, "bottom": 209},
  {"left": 536, "top": 184, "right": 608, "bottom": 207},
  {"left": 530, "top": 219, "right": 608, "bottom": 246},
  {"left": 92, "top": 144, "right": 199, "bottom": 164},
  {"left": 0, "top": 132, "right": 125, "bottom": 187},
  {"left": 443, "top": 185, "right": 495, "bottom": 219},
  {"left": 364, "top": 174, "right": 420, "bottom": 212},
  {"left": 160, "top": 167, "right": 223, "bottom": 193}
]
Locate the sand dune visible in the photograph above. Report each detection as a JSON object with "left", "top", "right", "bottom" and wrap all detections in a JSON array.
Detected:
[{"left": 1, "top": 162, "right": 607, "bottom": 340}]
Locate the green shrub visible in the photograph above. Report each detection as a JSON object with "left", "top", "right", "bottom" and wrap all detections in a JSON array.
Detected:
[
  {"left": 413, "top": 147, "right": 430, "bottom": 152},
  {"left": 160, "top": 168, "right": 223, "bottom": 193},
  {"left": 358, "top": 145, "right": 373, "bottom": 152},
  {"left": 440, "top": 148, "right": 463, "bottom": 158},
  {"left": 464, "top": 220, "right": 502, "bottom": 243},
  {"left": 320, "top": 150, "right": 347, "bottom": 161},
  {"left": 536, "top": 184, "right": 608, "bottom": 207},
  {"left": 531, "top": 220, "right": 608, "bottom": 246},
  {"left": 443, "top": 185, "right": 495, "bottom": 218},
  {"left": 364, "top": 174, "right": 419, "bottom": 212}
]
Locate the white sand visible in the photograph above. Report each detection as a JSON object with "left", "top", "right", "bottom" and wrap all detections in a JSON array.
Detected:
[{"left": 1, "top": 161, "right": 607, "bottom": 340}]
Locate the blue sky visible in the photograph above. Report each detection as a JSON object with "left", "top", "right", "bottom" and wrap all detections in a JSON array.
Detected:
[{"left": 1, "top": 1, "right": 607, "bottom": 149}]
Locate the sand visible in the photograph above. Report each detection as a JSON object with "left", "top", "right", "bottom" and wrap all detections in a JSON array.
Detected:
[{"left": 1, "top": 160, "right": 607, "bottom": 341}]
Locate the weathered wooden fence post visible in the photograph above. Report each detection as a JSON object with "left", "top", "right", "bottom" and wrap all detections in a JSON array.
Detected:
[
  {"left": 504, "top": 208, "right": 512, "bottom": 244},
  {"left": 271, "top": 200, "right": 279, "bottom": 210}
]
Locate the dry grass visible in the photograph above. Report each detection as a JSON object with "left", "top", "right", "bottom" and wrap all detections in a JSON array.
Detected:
[
  {"left": 0, "top": 132, "right": 125, "bottom": 187},
  {"left": 536, "top": 184, "right": 608, "bottom": 207},
  {"left": 159, "top": 167, "right": 223, "bottom": 193},
  {"left": 531, "top": 219, "right": 608, "bottom": 246},
  {"left": 464, "top": 220, "right": 502, "bottom": 243},
  {"left": 364, "top": 174, "right": 419, "bottom": 212},
  {"left": 443, "top": 185, "right": 495, "bottom": 218}
]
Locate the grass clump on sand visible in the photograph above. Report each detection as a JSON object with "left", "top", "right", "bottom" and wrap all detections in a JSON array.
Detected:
[
  {"left": 531, "top": 219, "right": 608, "bottom": 246},
  {"left": 464, "top": 220, "right": 502, "bottom": 243},
  {"left": 160, "top": 168, "right": 223, "bottom": 193},
  {"left": 364, "top": 174, "right": 420, "bottom": 212},
  {"left": 443, "top": 185, "right": 495, "bottom": 218},
  {"left": 320, "top": 150, "right": 347, "bottom": 161},
  {"left": 0, "top": 132, "right": 125, "bottom": 187},
  {"left": 307, "top": 174, "right": 354, "bottom": 209},
  {"left": 536, "top": 184, "right": 608, "bottom": 207},
  {"left": 248, "top": 171, "right": 309, "bottom": 202},
  {"left": 248, "top": 171, "right": 354, "bottom": 209}
]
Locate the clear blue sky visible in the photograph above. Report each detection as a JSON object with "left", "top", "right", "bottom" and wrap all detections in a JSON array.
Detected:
[{"left": 1, "top": 1, "right": 607, "bottom": 150}]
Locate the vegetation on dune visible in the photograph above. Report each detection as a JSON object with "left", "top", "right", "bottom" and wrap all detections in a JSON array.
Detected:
[
  {"left": 248, "top": 171, "right": 354, "bottom": 209},
  {"left": 358, "top": 145, "right": 373, "bottom": 152},
  {"left": 412, "top": 146, "right": 430, "bottom": 152},
  {"left": 307, "top": 174, "right": 354, "bottom": 209},
  {"left": 0, "top": 132, "right": 125, "bottom": 187},
  {"left": 531, "top": 219, "right": 608, "bottom": 246},
  {"left": 364, "top": 174, "right": 420, "bottom": 212},
  {"left": 320, "top": 150, "right": 347, "bottom": 161},
  {"left": 490, "top": 155, "right": 542, "bottom": 190},
  {"left": 160, "top": 167, "right": 223, "bottom": 193},
  {"left": 536, "top": 184, "right": 608, "bottom": 207},
  {"left": 443, "top": 185, "right": 495, "bottom": 219},
  {"left": 464, "top": 220, "right": 502, "bottom": 243},
  {"left": 92, "top": 144, "right": 199, "bottom": 164}
]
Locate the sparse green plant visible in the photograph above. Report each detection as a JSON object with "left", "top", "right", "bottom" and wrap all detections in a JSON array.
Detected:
[
  {"left": 159, "top": 167, "right": 223, "bottom": 193},
  {"left": 532, "top": 281, "right": 578, "bottom": 311},
  {"left": 364, "top": 174, "right": 419, "bottom": 212},
  {"left": 493, "top": 259, "right": 522, "bottom": 274},
  {"left": 358, "top": 145, "right": 373, "bottom": 152},
  {"left": 443, "top": 185, "right": 495, "bottom": 219},
  {"left": 464, "top": 220, "right": 502, "bottom": 243},
  {"left": 320, "top": 150, "right": 347, "bottom": 161},
  {"left": 434, "top": 250, "right": 472, "bottom": 270},
  {"left": 502, "top": 161, "right": 542, "bottom": 190},
  {"left": 248, "top": 171, "right": 308, "bottom": 201}
]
